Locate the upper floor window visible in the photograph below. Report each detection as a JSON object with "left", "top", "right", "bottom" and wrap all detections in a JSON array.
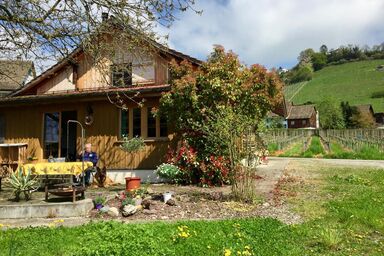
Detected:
[{"left": 112, "top": 63, "right": 132, "bottom": 87}]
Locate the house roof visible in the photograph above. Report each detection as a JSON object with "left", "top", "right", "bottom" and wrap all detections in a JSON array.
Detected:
[
  {"left": 11, "top": 37, "right": 202, "bottom": 97},
  {"left": 0, "top": 60, "right": 34, "bottom": 91},
  {"left": 0, "top": 84, "right": 170, "bottom": 106},
  {"left": 354, "top": 104, "right": 374, "bottom": 115},
  {"left": 286, "top": 104, "right": 316, "bottom": 119}
]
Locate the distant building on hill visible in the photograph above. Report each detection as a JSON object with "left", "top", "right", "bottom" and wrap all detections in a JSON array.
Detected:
[
  {"left": 267, "top": 99, "right": 318, "bottom": 129},
  {"left": 286, "top": 102, "right": 318, "bottom": 129}
]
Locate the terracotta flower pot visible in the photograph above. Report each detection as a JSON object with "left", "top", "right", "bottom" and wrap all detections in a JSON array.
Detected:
[{"left": 125, "top": 177, "right": 141, "bottom": 191}]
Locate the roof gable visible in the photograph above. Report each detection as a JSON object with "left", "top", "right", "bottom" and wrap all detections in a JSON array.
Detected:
[
  {"left": 10, "top": 43, "right": 201, "bottom": 97},
  {"left": 286, "top": 104, "right": 316, "bottom": 119}
]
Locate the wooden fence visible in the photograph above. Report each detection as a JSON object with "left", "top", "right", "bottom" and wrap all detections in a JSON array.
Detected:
[
  {"left": 262, "top": 129, "right": 315, "bottom": 150},
  {"left": 320, "top": 129, "right": 384, "bottom": 152}
]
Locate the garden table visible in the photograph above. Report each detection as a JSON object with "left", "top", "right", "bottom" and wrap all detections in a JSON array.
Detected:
[
  {"left": 22, "top": 161, "right": 93, "bottom": 176},
  {"left": 21, "top": 162, "right": 93, "bottom": 202}
]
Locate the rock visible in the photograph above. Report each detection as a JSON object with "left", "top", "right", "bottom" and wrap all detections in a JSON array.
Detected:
[
  {"left": 122, "top": 204, "right": 137, "bottom": 217},
  {"left": 166, "top": 199, "right": 176, "bottom": 206},
  {"left": 100, "top": 206, "right": 110, "bottom": 213},
  {"left": 143, "top": 209, "right": 157, "bottom": 215},
  {"left": 141, "top": 199, "right": 151, "bottom": 209},
  {"left": 107, "top": 207, "right": 119, "bottom": 217}
]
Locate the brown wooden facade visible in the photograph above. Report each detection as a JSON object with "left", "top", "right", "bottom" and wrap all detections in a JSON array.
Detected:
[
  {"left": 0, "top": 45, "right": 200, "bottom": 170},
  {"left": 0, "top": 95, "right": 175, "bottom": 169}
]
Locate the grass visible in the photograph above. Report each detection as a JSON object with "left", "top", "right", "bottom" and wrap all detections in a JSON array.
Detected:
[
  {"left": 282, "top": 166, "right": 384, "bottom": 255},
  {"left": 2, "top": 166, "right": 384, "bottom": 255},
  {"left": 326, "top": 143, "right": 384, "bottom": 160},
  {"left": 272, "top": 136, "right": 384, "bottom": 160},
  {"left": 267, "top": 142, "right": 278, "bottom": 153},
  {"left": 283, "top": 81, "right": 307, "bottom": 101},
  {"left": 0, "top": 218, "right": 304, "bottom": 256},
  {"left": 278, "top": 142, "right": 303, "bottom": 157},
  {"left": 302, "top": 136, "right": 325, "bottom": 157},
  {"left": 289, "top": 60, "right": 384, "bottom": 112}
]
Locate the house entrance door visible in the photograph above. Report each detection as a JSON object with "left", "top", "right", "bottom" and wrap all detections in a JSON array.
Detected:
[{"left": 61, "top": 111, "right": 77, "bottom": 161}]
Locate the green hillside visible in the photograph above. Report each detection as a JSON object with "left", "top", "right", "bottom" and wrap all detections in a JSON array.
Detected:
[{"left": 285, "top": 60, "right": 384, "bottom": 112}]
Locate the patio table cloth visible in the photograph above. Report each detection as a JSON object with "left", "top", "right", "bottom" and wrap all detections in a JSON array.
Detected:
[{"left": 22, "top": 162, "right": 93, "bottom": 176}]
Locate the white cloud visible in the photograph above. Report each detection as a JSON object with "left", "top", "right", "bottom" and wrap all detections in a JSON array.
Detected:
[{"left": 158, "top": 0, "right": 384, "bottom": 68}]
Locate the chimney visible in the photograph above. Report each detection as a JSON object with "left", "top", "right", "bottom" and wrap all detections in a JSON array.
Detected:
[{"left": 102, "top": 12, "right": 108, "bottom": 22}]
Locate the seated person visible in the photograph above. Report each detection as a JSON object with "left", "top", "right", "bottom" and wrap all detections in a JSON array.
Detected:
[{"left": 78, "top": 143, "right": 98, "bottom": 186}]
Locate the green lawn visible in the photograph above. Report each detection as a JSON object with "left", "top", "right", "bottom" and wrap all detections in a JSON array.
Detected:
[
  {"left": 283, "top": 166, "right": 384, "bottom": 255},
  {"left": 290, "top": 60, "right": 384, "bottom": 112},
  {"left": 1, "top": 166, "right": 384, "bottom": 255}
]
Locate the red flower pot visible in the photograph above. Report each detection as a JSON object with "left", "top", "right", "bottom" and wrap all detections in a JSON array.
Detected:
[{"left": 125, "top": 177, "right": 141, "bottom": 191}]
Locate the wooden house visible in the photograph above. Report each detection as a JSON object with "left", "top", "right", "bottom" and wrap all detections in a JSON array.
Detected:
[
  {"left": 0, "top": 40, "right": 201, "bottom": 179},
  {"left": 286, "top": 103, "right": 318, "bottom": 129}
]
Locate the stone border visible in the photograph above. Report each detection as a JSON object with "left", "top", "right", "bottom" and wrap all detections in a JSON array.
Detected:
[{"left": 0, "top": 199, "right": 93, "bottom": 219}]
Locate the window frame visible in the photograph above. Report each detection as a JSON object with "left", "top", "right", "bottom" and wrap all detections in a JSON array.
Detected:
[
  {"left": 43, "top": 112, "right": 60, "bottom": 158},
  {"left": 118, "top": 107, "right": 169, "bottom": 140},
  {"left": 111, "top": 63, "right": 133, "bottom": 87}
]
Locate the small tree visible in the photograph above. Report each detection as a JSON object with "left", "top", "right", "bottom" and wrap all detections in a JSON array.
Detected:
[
  {"left": 318, "top": 100, "right": 345, "bottom": 129},
  {"left": 158, "top": 46, "right": 283, "bottom": 186}
]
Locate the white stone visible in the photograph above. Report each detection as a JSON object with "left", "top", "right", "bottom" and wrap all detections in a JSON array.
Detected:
[
  {"left": 107, "top": 207, "right": 119, "bottom": 217},
  {"left": 122, "top": 204, "right": 137, "bottom": 217}
]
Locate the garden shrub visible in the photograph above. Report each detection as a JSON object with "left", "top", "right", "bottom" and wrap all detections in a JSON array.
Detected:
[
  {"left": 158, "top": 46, "right": 283, "bottom": 186},
  {"left": 155, "top": 163, "right": 183, "bottom": 184},
  {"left": 165, "top": 141, "right": 230, "bottom": 186}
]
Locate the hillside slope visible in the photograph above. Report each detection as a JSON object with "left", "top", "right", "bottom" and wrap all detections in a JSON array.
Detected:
[{"left": 285, "top": 60, "right": 384, "bottom": 112}]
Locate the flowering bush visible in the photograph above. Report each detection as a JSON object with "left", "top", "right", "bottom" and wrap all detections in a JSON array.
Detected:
[
  {"left": 155, "top": 163, "right": 183, "bottom": 184},
  {"left": 165, "top": 141, "right": 230, "bottom": 186},
  {"left": 198, "top": 155, "right": 230, "bottom": 186}
]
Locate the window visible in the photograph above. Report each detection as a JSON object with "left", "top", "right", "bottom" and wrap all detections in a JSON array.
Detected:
[
  {"left": 302, "top": 119, "right": 307, "bottom": 125},
  {"left": 147, "top": 108, "right": 156, "bottom": 137},
  {"left": 290, "top": 120, "right": 295, "bottom": 125},
  {"left": 119, "top": 107, "right": 168, "bottom": 139},
  {"left": 133, "top": 108, "right": 141, "bottom": 136},
  {"left": 44, "top": 112, "right": 60, "bottom": 158},
  {"left": 160, "top": 115, "right": 168, "bottom": 137},
  {"left": 120, "top": 110, "right": 129, "bottom": 137},
  {"left": 112, "top": 63, "right": 132, "bottom": 87}
]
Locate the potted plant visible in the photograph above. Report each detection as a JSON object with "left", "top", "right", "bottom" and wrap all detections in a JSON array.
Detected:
[
  {"left": 120, "top": 136, "right": 145, "bottom": 191},
  {"left": 9, "top": 167, "right": 38, "bottom": 201},
  {"left": 93, "top": 194, "right": 106, "bottom": 210}
]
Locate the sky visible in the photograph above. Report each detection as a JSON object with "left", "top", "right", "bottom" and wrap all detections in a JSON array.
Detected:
[{"left": 157, "top": 0, "right": 384, "bottom": 69}]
